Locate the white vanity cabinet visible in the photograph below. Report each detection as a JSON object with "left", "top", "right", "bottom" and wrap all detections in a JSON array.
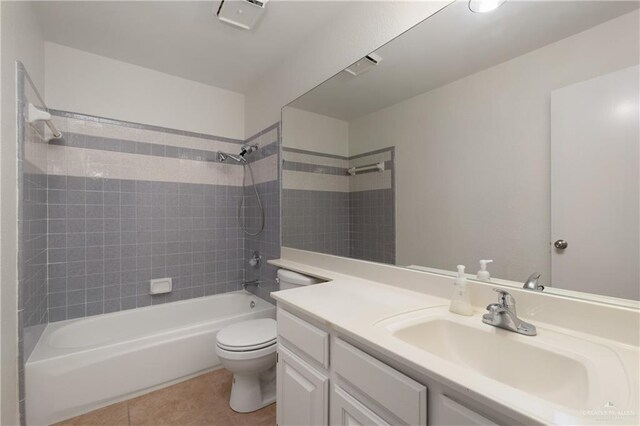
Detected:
[
  {"left": 276, "top": 307, "right": 511, "bottom": 426},
  {"left": 276, "top": 308, "right": 330, "bottom": 426},
  {"left": 276, "top": 307, "right": 426, "bottom": 426}
]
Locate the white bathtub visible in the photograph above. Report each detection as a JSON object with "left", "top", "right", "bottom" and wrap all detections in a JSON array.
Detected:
[{"left": 26, "top": 291, "right": 275, "bottom": 425}]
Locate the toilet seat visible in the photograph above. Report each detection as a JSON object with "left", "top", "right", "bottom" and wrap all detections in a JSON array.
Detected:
[
  {"left": 216, "top": 341, "right": 276, "bottom": 361},
  {"left": 216, "top": 318, "right": 277, "bottom": 352},
  {"left": 217, "top": 338, "right": 277, "bottom": 352}
]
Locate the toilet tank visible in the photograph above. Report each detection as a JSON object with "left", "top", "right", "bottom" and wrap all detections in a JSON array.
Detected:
[{"left": 277, "top": 269, "right": 323, "bottom": 290}]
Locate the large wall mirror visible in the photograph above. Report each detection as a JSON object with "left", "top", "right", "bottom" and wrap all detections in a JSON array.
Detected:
[{"left": 281, "top": 0, "right": 640, "bottom": 303}]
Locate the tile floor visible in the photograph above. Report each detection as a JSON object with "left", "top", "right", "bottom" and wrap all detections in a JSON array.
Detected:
[{"left": 54, "top": 369, "right": 276, "bottom": 426}]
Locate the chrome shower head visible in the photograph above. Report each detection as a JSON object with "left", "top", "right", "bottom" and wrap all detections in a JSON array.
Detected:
[{"left": 239, "top": 144, "right": 258, "bottom": 158}]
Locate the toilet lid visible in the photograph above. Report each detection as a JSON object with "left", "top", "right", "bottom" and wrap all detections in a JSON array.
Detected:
[{"left": 216, "top": 319, "right": 277, "bottom": 350}]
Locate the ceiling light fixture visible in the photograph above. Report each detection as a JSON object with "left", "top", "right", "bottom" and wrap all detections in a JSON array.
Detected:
[{"left": 468, "top": 0, "right": 507, "bottom": 14}]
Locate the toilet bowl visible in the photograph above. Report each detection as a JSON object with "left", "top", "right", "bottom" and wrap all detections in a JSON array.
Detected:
[
  {"left": 216, "top": 318, "right": 277, "bottom": 413},
  {"left": 216, "top": 271, "right": 323, "bottom": 412}
]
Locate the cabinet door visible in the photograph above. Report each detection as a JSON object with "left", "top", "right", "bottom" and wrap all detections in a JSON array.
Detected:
[
  {"left": 277, "top": 345, "right": 329, "bottom": 426},
  {"left": 331, "top": 385, "right": 390, "bottom": 426}
]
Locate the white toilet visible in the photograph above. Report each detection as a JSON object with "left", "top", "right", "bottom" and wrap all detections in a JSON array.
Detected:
[{"left": 215, "top": 269, "right": 323, "bottom": 413}]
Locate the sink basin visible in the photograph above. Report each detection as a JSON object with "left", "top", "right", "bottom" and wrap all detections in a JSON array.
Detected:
[
  {"left": 376, "top": 308, "right": 630, "bottom": 412},
  {"left": 394, "top": 318, "right": 589, "bottom": 408}
]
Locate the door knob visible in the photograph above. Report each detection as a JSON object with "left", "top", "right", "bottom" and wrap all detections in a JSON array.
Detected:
[{"left": 554, "top": 239, "right": 568, "bottom": 250}]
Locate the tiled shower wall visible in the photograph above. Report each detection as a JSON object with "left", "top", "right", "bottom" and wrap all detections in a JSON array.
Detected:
[
  {"left": 46, "top": 175, "right": 246, "bottom": 320},
  {"left": 19, "top": 100, "right": 49, "bottom": 331},
  {"left": 349, "top": 188, "right": 395, "bottom": 264},
  {"left": 282, "top": 189, "right": 350, "bottom": 256},
  {"left": 282, "top": 147, "right": 395, "bottom": 264},
  {"left": 41, "top": 111, "right": 280, "bottom": 321},
  {"left": 243, "top": 124, "right": 281, "bottom": 303},
  {"left": 17, "top": 63, "right": 49, "bottom": 421}
]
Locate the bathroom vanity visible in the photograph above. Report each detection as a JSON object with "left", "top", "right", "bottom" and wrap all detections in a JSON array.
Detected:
[
  {"left": 275, "top": 306, "right": 513, "bottom": 425},
  {"left": 270, "top": 251, "right": 639, "bottom": 426}
]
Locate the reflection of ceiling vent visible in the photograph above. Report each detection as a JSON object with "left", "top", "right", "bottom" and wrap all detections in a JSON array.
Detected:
[
  {"left": 344, "top": 53, "right": 383, "bottom": 76},
  {"left": 216, "top": 0, "right": 268, "bottom": 30}
]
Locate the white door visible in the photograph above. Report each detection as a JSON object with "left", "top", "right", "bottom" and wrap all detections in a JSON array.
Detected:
[
  {"left": 331, "top": 385, "right": 391, "bottom": 426},
  {"left": 551, "top": 65, "right": 639, "bottom": 300},
  {"left": 276, "top": 346, "right": 329, "bottom": 426}
]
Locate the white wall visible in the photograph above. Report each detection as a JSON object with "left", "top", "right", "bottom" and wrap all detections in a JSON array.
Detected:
[
  {"left": 244, "top": 1, "right": 450, "bottom": 137},
  {"left": 348, "top": 11, "right": 640, "bottom": 282},
  {"left": 282, "top": 107, "right": 348, "bottom": 156},
  {"left": 0, "top": 2, "right": 45, "bottom": 423},
  {"left": 45, "top": 43, "right": 245, "bottom": 139}
]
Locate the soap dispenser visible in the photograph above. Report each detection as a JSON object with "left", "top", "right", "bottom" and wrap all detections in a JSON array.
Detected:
[
  {"left": 477, "top": 259, "right": 493, "bottom": 281},
  {"left": 449, "top": 265, "right": 473, "bottom": 316}
]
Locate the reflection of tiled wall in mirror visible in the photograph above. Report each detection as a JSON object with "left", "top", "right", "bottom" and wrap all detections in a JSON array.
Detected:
[{"left": 282, "top": 146, "right": 395, "bottom": 264}]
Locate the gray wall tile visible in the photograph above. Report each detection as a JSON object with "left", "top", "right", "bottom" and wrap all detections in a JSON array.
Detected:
[
  {"left": 244, "top": 127, "right": 282, "bottom": 304},
  {"left": 282, "top": 147, "right": 396, "bottom": 265},
  {"left": 46, "top": 175, "right": 247, "bottom": 321}
]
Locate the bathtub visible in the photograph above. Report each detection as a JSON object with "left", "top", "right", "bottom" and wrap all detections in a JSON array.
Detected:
[{"left": 26, "top": 291, "right": 275, "bottom": 425}]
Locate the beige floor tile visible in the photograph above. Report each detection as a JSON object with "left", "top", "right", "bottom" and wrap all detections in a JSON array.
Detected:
[
  {"left": 128, "top": 370, "right": 275, "bottom": 426},
  {"left": 53, "top": 401, "right": 129, "bottom": 426},
  {"left": 53, "top": 370, "right": 275, "bottom": 426}
]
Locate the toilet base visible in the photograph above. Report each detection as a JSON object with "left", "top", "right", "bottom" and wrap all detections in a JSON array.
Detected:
[{"left": 229, "top": 366, "right": 276, "bottom": 413}]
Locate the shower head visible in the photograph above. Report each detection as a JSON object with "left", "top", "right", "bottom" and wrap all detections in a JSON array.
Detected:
[
  {"left": 217, "top": 145, "right": 259, "bottom": 163},
  {"left": 239, "top": 144, "right": 258, "bottom": 158},
  {"left": 217, "top": 146, "right": 265, "bottom": 236}
]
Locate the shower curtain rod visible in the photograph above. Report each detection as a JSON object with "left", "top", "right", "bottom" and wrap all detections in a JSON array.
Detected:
[{"left": 347, "top": 161, "right": 385, "bottom": 176}]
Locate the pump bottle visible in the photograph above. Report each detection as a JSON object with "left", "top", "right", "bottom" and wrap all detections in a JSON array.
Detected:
[
  {"left": 477, "top": 259, "right": 493, "bottom": 281},
  {"left": 449, "top": 265, "right": 473, "bottom": 316}
]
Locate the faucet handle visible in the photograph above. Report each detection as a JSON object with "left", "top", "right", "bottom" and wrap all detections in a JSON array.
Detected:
[
  {"left": 485, "top": 303, "right": 501, "bottom": 314},
  {"left": 493, "top": 288, "right": 516, "bottom": 308}
]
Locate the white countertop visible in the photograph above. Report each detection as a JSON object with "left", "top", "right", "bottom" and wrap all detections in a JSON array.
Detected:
[{"left": 269, "top": 257, "right": 640, "bottom": 426}]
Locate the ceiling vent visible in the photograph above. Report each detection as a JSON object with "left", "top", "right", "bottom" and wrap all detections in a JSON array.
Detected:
[
  {"left": 344, "top": 53, "right": 383, "bottom": 76},
  {"left": 216, "top": 0, "right": 268, "bottom": 30}
]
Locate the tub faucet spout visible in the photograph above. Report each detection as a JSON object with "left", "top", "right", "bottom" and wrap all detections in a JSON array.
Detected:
[{"left": 242, "top": 280, "right": 262, "bottom": 290}]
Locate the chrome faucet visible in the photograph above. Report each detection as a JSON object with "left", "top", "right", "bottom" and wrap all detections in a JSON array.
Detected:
[
  {"left": 482, "top": 289, "right": 537, "bottom": 336},
  {"left": 242, "top": 280, "right": 262, "bottom": 290},
  {"left": 523, "top": 272, "right": 544, "bottom": 291}
]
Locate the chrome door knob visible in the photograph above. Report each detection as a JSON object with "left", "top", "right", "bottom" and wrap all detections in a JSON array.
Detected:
[{"left": 554, "top": 239, "right": 568, "bottom": 249}]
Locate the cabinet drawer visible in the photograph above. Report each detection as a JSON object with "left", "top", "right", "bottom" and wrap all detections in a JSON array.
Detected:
[
  {"left": 277, "top": 308, "right": 329, "bottom": 368},
  {"left": 438, "top": 395, "right": 498, "bottom": 426},
  {"left": 333, "top": 338, "right": 427, "bottom": 426}
]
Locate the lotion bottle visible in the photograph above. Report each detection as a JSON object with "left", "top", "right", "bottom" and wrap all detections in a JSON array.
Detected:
[
  {"left": 449, "top": 265, "right": 474, "bottom": 316},
  {"left": 477, "top": 259, "right": 493, "bottom": 281}
]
